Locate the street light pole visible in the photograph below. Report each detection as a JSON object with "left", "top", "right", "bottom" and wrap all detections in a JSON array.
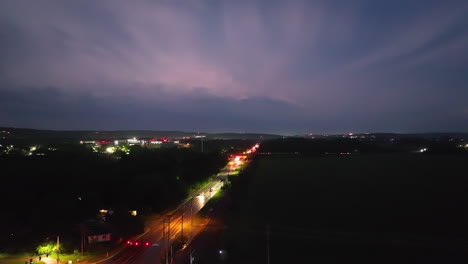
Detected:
[{"left": 56, "top": 236, "right": 60, "bottom": 264}]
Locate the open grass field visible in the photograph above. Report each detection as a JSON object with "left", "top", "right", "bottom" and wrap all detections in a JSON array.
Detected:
[{"left": 226, "top": 154, "right": 468, "bottom": 263}]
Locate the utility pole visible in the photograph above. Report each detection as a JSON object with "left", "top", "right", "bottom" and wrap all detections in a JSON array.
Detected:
[
  {"left": 80, "top": 225, "right": 85, "bottom": 257},
  {"left": 189, "top": 248, "right": 195, "bottom": 264},
  {"left": 168, "top": 215, "right": 172, "bottom": 241},
  {"left": 165, "top": 215, "right": 172, "bottom": 264},
  {"left": 201, "top": 137, "right": 203, "bottom": 153},
  {"left": 181, "top": 212, "right": 184, "bottom": 239},
  {"left": 266, "top": 225, "right": 270, "bottom": 264},
  {"left": 165, "top": 217, "right": 169, "bottom": 264},
  {"left": 190, "top": 198, "right": 193, "bottom": 226},
  {"left": 56, "top": 235, "right": 60, "bottom": 264}
]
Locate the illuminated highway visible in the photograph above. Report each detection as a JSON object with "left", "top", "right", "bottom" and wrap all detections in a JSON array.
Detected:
[
  {"left": 99, "top": 180, "right": 225, "bottom": 264},
  {"left": 96, "top": 144, "right": 256, "bottom": 264}
]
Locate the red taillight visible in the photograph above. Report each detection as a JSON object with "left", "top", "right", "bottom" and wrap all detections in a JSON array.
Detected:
[
  {"left": 127, "top": 240, "right": 131, "bottom": 245},
  {"left": 145, "top": 242, "right": 150, "bottom": 246},
  {"left": 135, "top": 242, "right": 139, "bottom": 246}
]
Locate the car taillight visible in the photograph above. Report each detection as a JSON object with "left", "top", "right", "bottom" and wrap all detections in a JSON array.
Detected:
[
  {"left": 145, "top": 242, "right": 150, "bottom": 246},
  {"left": 135, "top": 242, "right": 139, "bottom": 246}
]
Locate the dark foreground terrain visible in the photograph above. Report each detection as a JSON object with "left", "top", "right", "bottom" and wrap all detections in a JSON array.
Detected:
[{"left": 224, "top": 153, "right": 468, "bottom": 263}]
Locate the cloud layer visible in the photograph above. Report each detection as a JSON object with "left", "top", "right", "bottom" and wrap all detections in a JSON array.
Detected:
[{"left": 1, "top": 0, "right": 468, "bottom": 133}]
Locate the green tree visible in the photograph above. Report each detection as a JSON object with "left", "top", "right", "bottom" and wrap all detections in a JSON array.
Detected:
[{"left": 36, "top": 242, "right": 59, "bottom": 255}]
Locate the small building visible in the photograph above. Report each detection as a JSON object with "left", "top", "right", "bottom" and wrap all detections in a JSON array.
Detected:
[
  {"left": 87, "top": 233, "right": 111, "bottom": 244},
  {"left": 127, "top": 138, "right": 140, "bottom": 145},
  {"left": 82, "top": 221, "right": 113, "bottom": 244}
]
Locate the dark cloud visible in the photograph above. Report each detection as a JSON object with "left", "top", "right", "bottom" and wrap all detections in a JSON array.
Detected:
[
  {"left": 1, "top": 85, "right": 466, "bottom": 135},
  {"left": 0, "top": 86, "right": 311, "bottom": 134},
  {"left": 1, "top": 0, "right": 467, "bottom": 133}
]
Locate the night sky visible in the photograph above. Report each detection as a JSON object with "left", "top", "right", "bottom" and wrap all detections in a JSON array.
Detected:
[{"left": 1, "top": 0, "right": 468, "bottom": 135}]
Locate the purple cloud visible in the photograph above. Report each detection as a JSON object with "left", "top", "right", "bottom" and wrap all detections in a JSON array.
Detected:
[{"left": 1, "top": 0, "right": 467, "bottom": 133}]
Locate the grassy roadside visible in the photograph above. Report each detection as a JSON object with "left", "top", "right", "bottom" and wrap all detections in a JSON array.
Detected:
[
  {"left": 48, "top": 252, "right": 95, "bottom": 263},
  {"left": 0, "top": 253, "right": 31, "bottom": 258},
  {"left": 0, "top": 253, "right": 31, "bottom": 264}
]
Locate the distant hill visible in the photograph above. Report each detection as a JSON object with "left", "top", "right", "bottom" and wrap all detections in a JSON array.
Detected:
[
  {"left": 302, "top": 132, "right": 468, "bottom": 140},
  {"left": 207, "top": 133, "right": 282, "bottom": 140},
  {"left": 1, "top": 127, "right": 467, "bottom": 145},
  {"left": 0, "top": 127, "right": 283, "bottom": 144},
  {"left": 368, "top": 132, "right": 468, "bottom": 141}
]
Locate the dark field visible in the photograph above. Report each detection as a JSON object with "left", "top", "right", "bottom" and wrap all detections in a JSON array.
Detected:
[{"left": 226, "top": 154, "right": 468, "bottom": 263}]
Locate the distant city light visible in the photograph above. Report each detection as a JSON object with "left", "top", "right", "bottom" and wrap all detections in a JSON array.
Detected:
[
  {"left": 127, "top": 138, "right": 139, "bottom": 144},
  {"left": 106, "top": 147, "right": 115, "bottom": 154}
]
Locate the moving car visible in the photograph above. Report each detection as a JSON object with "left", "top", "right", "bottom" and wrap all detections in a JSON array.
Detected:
[{"left": 126, "top": 240, "right": 151, "bottom": 247}]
